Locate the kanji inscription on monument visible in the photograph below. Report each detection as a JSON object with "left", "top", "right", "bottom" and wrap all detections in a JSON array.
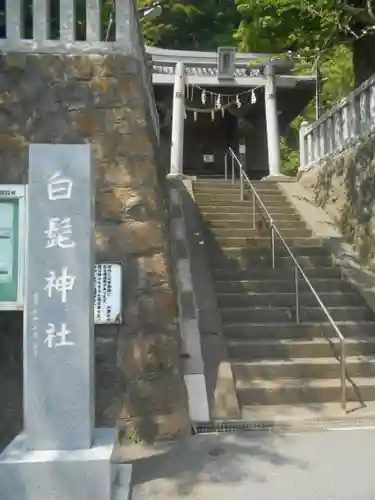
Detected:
[{"left": 25, "top": 144, "right": 94, "bottom": 451}]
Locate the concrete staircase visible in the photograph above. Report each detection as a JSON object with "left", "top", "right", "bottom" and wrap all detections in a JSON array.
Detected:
[{"left": 193, "top": 179, "right": 375, "bottom": 424}]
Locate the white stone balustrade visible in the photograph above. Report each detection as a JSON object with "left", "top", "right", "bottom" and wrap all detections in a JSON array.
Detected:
[
  {"left": 299, "top": 74, "right": 375, "bottom": 170},
  {"left": 0, "top": 0, "right": 160, "bottom": 142},
  {"left": 1, "top": 0, "right": 135, "bottom": 50}
]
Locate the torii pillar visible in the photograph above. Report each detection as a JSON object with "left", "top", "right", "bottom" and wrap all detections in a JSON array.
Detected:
[
  {"left": 168, "top": 62, "right": 186, "bottom": 178},
  {"left": 264, "top": 62, "right": 282, "bottom": 178}
]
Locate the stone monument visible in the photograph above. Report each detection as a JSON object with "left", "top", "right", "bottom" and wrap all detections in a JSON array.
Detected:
[{"left": 0, "top": 144, "right": 115, "bottom": 500}]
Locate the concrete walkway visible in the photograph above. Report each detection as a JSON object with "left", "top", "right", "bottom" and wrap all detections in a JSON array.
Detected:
[{"left": 127, "top": 428, "right": 375, "bottom": 500}]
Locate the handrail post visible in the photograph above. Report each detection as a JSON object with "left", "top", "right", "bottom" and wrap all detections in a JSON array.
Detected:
[
  {"left": 240, "top": 171, "right": 244, "bottom": 201},
  {"left": 341, "top": 339, "right": 347, "bottom": 411},
  {"left": 252, "top": 191, "right": 256, "bottom": 229},
  {"left": 294, "top": 265, "right": 300, "bottom": 323},
  {"left": 231, "top": 154, "right": 235, "bottom": 184},
  {"left": 224, "top": 153, "right": 228, "bottom": 180},
  {"left": 271, "top": 226, "right": 276, "bottom": 268}
]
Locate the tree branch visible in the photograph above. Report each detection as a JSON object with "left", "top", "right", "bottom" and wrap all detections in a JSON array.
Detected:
[
  {"left": 337, "top": 1, "right": 375, "bottom": 25},
  {"left": 367, "top": 0, "right": 375, "bottom": 20}
]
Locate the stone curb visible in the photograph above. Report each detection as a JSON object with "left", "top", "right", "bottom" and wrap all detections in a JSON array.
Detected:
[
  {"left": 111, "top": 464, "right": 132, "bottom": 500},
  {"left": 168, "top": 180, "right": 210, "bottom": 423},
  {"left": 169, "top": 179, "right": 240, "bottom": 421}
]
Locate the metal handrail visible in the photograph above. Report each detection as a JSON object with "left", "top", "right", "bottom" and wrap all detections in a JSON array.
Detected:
[{"left": 226, "top": 147, "right": 347, "bottom": 411}]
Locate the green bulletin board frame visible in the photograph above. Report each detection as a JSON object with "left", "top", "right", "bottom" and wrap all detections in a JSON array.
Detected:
[
  {"left": 0, "top": 200, "right": 19, "bottom": 301},
  {"left": 0, "top": 186, "right": 26, "bottom": 310}
]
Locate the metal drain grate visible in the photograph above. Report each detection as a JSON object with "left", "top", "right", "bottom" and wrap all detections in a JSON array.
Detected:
[
  {"left": 193, "top": 418, "right": 375, "bottom": 435},
  {"left": 193, "top": 420, "right": 289, "bottom": 434}
]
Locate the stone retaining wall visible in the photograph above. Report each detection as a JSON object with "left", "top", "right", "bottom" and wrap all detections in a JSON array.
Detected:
[
  {"left": 0, "top": 52, "right": 190, "bottom": 445},
  {"left": 299, "top": 135, "right": 375, "bottom": 268}
]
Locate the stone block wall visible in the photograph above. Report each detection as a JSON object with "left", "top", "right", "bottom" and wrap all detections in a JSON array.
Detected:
[
  {"left": 299, "top": 134, "right": 375, "bottom": 268},
  {"left": 0, "top": 52, "right": 191, "bottom": 445}
]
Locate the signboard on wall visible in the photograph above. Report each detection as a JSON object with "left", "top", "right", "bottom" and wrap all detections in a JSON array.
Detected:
[
  {"left": 0, "top": 186, "right": 122, "bottom": 317},
  {"left": 203, "top": 154, "right": 214, "bottom": 163},
  {"left": 0, "top": 185, "right": 26, "bottom": 310},
  {"left": 94, "top": 263, "right": 122, "bottom": 324}
]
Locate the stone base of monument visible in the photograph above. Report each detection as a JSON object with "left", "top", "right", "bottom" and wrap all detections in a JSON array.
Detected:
[{"left": 0, "top": 428, "right": 125, "bottom": 500}]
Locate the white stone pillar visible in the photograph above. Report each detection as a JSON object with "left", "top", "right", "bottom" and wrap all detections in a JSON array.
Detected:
[
  {"left": 299, "top": 121, "right": 309, "bottom": 170},
  {"left": 0, "top": 144, "right": 116, "bottom": 500},
  {"left": 169, "top": 62, "right": 186, "bottom": 178},
  {"left": 326, "top": 117, "right": 334, "bottom": 154},
  {"left": 6, "top": 0, "right": 23, "bottom": 41},
  {"left": 34, "top": 0, "right": 50, "bottom": 41},
  {"left": 86, "top": 0, "right": 101, "bottom": 42},
  {"left": 369, "top": 84, "right": 375, "bottom": 127},
  {"left": 60, "top": 0, "right": 76, "bottom": 42},
  {"left": 350, "top": 98, "right": 359, "bottom": 139},
  {"left": 264, "top": 63, "right": 281, "bottom": 177},
  {"left": 334, "top": 112, "right": 342, "bottom": 152},
  {"left": 342, "top": 105, "right": 350, "bottom": 143},
  {"left": 359, "top": 89, "right": 369, "bottom": 135}
]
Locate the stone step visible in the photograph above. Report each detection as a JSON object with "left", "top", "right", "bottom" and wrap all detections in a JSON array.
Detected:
[
  {"left": 224, "top": 321, "right": 375, "bottom": 340},
  {"left": 194, "top": 182, "right": 280, "bottom": 191},
  {"left": 194, "top": 183, "right": 281, "bottom": 191},
  {"left": 217, "top": 291, "right": 364, "bottom": 308},
  {"left": 201, "top": 210, "right": 299, "bottom": 220},
  {"left": 214, "top": 278, "right": 351, "bottom": 294},
  {"left": 232, "top": 356, "right": 375, "bottom": 380},
  {"left": 187, "top": 171, "right": 223, "bottom": 175},
  {"left": 211, "top": 266, "right": 341, "bottom": 280},
  {"left": 195, "top": 191, "right": 283, "bottom": 201},
  {"left": 205, "top": 226, "right": 312, "bottom": 239},
  {"left": 236, "top": 377, "right": 375, "bottom": 405},
  {"left": 210, "top": 245, "right": 331, "bottom": 259},
  {"left": 211, "top": 254, "right": 334, "bottom": 268},
  {"left": 205, "top": 236, "right": 322, "bottom": 248},
  {"left": 204, "top": 219, "right": 308, "bottom": 230},
  {"left": 188, "top": 175, "right": 225, "bottom": 180},
  {"left": 197, "top": 199, "right": 294, "bottom": 209},
  {"left": 200, "top": 211, "right": 302, "bottom": 221},
  {"left": 221, "top": 306, "right": 375, "bottom": 324},
  {"left": 195, "top": 193, "right": 290, "bottom": 205},
  {"left": 193, "top": 181, "right": 280, "bottom": 192},
  {"left": 226, "top": 337, "right": 375, "bottom": 360}
]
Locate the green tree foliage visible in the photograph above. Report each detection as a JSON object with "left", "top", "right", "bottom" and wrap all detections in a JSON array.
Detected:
[
  {"left": 232, "top": 1, "right": 364, "bottom": 175},
  {"left": 138, "top": 0, "right": 240, "bottom": 50},
  {"left": 235, "top": 0, "right": 340, "bottom": 55},
  {"left": 234, "top": 0, "right": 375, "bottom": 85},
  {"left": 280, "top": 43, "right": 355, "bottom": 176}
]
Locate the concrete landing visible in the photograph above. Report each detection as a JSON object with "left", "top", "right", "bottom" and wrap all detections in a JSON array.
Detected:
[{"left": 127, "top": 430, "right": 375, "bottom": 500}]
